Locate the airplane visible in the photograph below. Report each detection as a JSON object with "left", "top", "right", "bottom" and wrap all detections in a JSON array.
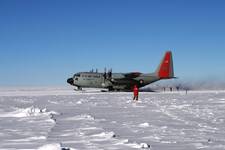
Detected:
[{"left": 67, "top": 51, "right": 175, "bottom": 91}]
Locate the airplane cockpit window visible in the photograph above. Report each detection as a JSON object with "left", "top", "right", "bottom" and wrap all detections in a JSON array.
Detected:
[{"left": 74, "top": 73, "right": 81, "bottom": 77}]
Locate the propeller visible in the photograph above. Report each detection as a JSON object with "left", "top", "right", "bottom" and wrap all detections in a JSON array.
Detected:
[
  {"left": 107, "top": 68, "right": 112, "bottom": 79},
  {"left": 102, "top": 68, "right": 113, "bottom": 87},
  {"left": 103, "top": 67, "right": 107, "bottom": 84}
]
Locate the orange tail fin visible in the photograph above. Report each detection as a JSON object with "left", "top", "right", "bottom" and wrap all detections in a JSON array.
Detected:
[{"left": 156, "top": 51, "right": 174, "bottom": 79}]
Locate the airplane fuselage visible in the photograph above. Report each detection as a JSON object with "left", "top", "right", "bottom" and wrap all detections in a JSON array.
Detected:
[
  {"left": 67, "top": 72, "right": 160, "bottom": 91},
  {"left": 67, "top": 51, "right": 175, "bottom": 91}
]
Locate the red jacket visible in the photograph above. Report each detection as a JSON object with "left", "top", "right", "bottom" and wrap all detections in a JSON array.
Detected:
[{"left": 133, "top": 86, "right": 139, "bottom": 96}]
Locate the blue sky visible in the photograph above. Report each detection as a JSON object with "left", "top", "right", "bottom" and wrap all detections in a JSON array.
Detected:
[{"left": 0, "top": 0, "right": 225, "bottom": 86}]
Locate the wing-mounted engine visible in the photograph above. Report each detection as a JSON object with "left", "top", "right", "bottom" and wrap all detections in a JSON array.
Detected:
[
  {"left": 103, "top": 68, "right": 113, "bottom": 80},
  {"left": 110, "top": 72, "right": 143, "bottom": 87},
  {"left": 101, "top": 68, "right": 114, "bottom": 88},
  {"left": 101, "top": 69, "right": 144, "bottom": 90}
]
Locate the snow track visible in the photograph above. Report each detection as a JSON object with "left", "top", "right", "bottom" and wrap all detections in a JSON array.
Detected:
[{"left": 0, "top": 88, "right": 225, "bottom": 149}]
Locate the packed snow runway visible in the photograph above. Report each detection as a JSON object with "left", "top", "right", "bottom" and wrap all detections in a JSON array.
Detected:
[{"left": 0, "top": 88, "right": 225, "bottom": 150}]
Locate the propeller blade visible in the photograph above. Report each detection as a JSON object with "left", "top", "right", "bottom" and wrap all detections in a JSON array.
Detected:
[{"left": 103, "top": 67, "right": 107, "bottom": 82}]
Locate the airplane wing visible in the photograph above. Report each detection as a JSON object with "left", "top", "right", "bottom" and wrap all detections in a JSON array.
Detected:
[
  {"left": 110, "top": 72, "right": 142, "bottom": 85},
  {"left": 124, "top": 72, "right": 142, "bottom": 78}
]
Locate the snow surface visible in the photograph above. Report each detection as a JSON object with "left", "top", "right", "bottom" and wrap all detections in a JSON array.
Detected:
[{"left": 0, "top": 87, "right": 225, "bottom": 150}]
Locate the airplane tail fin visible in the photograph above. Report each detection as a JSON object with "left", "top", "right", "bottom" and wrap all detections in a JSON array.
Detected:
[{"left": 155, "top": 51, "right": 174, "bottom": 79}]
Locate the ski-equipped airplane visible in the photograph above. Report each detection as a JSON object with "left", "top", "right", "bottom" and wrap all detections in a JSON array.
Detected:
[{"left": 67, "top": 51, "right": 175, "bottom": 91}]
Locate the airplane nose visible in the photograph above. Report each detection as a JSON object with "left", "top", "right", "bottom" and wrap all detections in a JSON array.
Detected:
[{"left": 67, "top": 78, "right": 74, "bottom": 85}]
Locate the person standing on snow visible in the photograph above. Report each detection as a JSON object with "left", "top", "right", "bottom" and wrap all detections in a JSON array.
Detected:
[{"left": 133, "top": 85, "right": 139, "bottom": 101}]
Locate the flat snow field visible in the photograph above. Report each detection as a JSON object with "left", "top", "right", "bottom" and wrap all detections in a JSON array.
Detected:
[{"left": 0, "top": 88, "right": 225, "bottom": 150}]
